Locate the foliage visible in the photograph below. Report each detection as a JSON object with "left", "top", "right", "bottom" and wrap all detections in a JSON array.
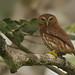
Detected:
[
  {"left": 0, "top": 18, "right": 38, "bottom": 44},
  {"left": 13, "top": 32, "right": 24, "bottom": 45},
  {"left": 65, "top": 24, "right": 75, "bottom": 33},
  {"left": 0, "top": 21, "right": 8, "bottom": 33},
  {"left": 22, "top": 18, "right": 38, "bottom": 35}
]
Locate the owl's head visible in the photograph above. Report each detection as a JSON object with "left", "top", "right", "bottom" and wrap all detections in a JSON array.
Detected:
[{"left": 38, "top": 14, "right": 58, "bottom": 29}]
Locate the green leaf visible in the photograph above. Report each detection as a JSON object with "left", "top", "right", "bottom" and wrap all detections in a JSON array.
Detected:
[
  {"left": 13, "top": 32, "right": 24, "bottom": 45},
  {"left": 22, "top": 18, "right": 38, "bottom": 35},
  {"left": 0, "top": 21, "right": 8, "bottom": 33},
  {"left": 65, "top": 25, "right": 75, "bottom": 33},
  {"left": 2, "top": 18, "right": 38, "bottom": 35},
  {"left": 14, "top": 20, "right": 21, "bottom": 25},
  {"left": 19, "top": 20, "right": 28, "bottom": 25},
  {"left": 3, "top": 18, "right": 18, "bottom": 31}
]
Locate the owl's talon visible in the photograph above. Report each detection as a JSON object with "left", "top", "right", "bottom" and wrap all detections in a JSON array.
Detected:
[{"left": 46, "top": 52, "right": 57, "bottom": 57}]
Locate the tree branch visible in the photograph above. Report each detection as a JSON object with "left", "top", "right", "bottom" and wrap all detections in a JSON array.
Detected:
[
  {"left": 5, "top": 32, "right": 32, "bottom": 53},
  {"left": 46, "top": 66, "right": 67, "bottom": 75},
  {"left": 1, "top": 46, "right": 75, "bottom": 75},
  {"left": 0, "top": 36, "right": 75, "bottom": 75},
  {"left": 0, "top": 33, "right": 68, "bottom": 75}
]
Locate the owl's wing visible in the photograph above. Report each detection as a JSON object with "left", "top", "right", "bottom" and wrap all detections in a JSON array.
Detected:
[{"left": 46, "top": 25, "right": 74, "bottom": 49}]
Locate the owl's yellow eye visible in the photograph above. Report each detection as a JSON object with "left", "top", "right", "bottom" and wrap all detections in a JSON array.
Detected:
[
  {"left": 40, "top": 17, "right": 46, "bottom": 22},
  {"left": 48, "top": 17, "right": 53, "bottom": 22}
]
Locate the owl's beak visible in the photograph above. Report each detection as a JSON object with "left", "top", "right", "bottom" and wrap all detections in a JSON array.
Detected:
[{"left": 46, "top": 21, "right": 49, "bottom": 26}]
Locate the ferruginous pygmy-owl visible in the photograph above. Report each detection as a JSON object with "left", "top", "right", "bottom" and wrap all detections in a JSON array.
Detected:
[{"left": 38, "top": 14, "right": 75, "bottom": 56}]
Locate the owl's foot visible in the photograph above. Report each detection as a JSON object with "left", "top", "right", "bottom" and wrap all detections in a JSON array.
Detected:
[{"left": 46, "top": 52, "right": 57, "bottom": 57}]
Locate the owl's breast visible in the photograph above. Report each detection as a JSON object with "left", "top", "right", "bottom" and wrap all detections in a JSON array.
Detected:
[
  {"left": 41, "top": 32, "right": 73, "bottom": 55},
  {"left": 42, "top": 33, "right": 57, "bottom": 51}
]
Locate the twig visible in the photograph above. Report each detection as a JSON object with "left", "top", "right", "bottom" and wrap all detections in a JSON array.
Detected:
[
  {"left": 5, "top": 32, "right": 32, "bottom": 53},
  {"left": 47, "top": 66, "right": 67, "bottom": 75},
  {"left": 7, "top": 45, "right": 19, "bottom": 50},
  {"left": 13, "top": 23, "right": 25, "bottom": 33}
]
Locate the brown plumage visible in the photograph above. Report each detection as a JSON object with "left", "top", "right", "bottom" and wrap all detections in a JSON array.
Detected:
[{"left": 38, "top": 14, "right": 75, "bottom": 56}]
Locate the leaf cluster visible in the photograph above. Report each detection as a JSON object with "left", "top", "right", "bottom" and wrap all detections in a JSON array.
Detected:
[{"left": 0, "top": 18, "right": 38, "bottom": 44}]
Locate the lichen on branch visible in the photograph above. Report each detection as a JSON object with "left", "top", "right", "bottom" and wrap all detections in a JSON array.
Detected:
[{"left": 0, "top": 35, "right": 75, "bottom": 75}]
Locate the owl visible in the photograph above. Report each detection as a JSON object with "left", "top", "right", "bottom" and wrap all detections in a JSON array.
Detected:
[{"left": 38, "top": 14, "right": 75, "bottom": 56}]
